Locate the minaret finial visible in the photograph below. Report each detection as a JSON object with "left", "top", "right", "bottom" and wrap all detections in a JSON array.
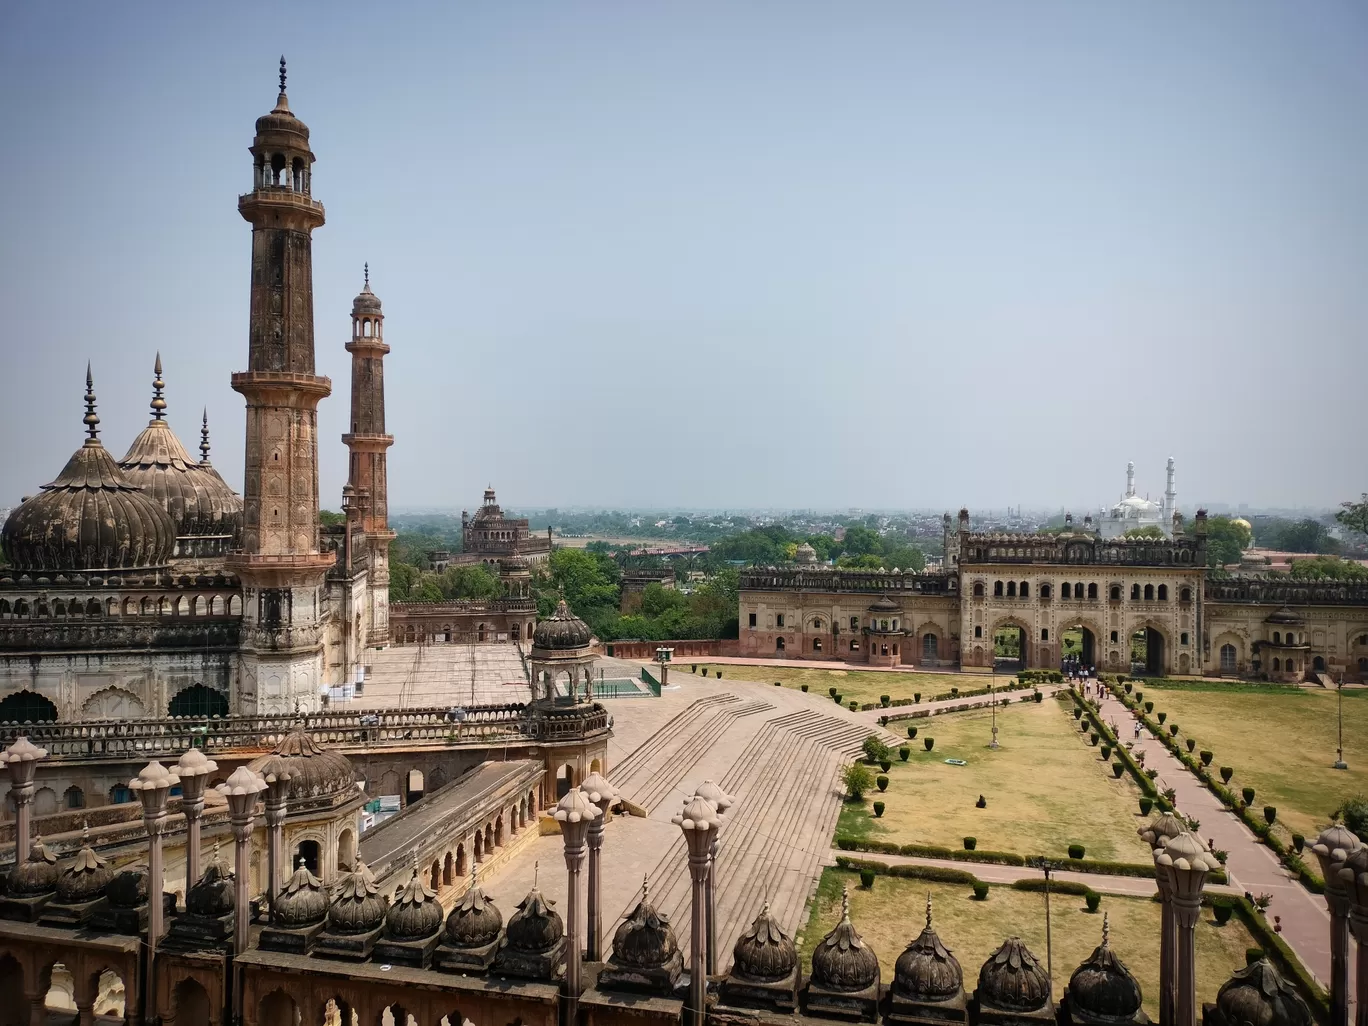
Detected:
[
  {"left": 83, "top": 365, "right": 100, "bottom": 441},
  {"left": 533, "top": 861, "right": 539, "bottom": 889},
  {"left": 279, "top": 55, "right": 287, "bottom": 95},
  {"left": 840, "top": 884, "right": 851, "bottom": 922},
  {"left": 200, "top": 408, "right": 212, "bottom": 463},
  {"left": 926, "top": 891, "right": 933, "bottom": 929},
  {"left": 641, "top": 873, "right": 649, "bottom": 903},
  {"left": 151, "top": 352, "right": 167, "bottom": 420},
  {"left": 1102, "top": 911, "right": 1110, "bottom": 946},
  {"left": 364, "top": 262, "right": 369, "bottom": 288}
]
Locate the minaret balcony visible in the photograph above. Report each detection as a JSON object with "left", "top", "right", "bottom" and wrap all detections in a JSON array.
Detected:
[
  {"left": 231, "top": 371, "right": 332, "bottom": 402},
  {"left": 238, "top": 187, "right": 325, "bottom": 227},
  {"left": 341, "top": 432, "right": 394, "bottom": 450}
]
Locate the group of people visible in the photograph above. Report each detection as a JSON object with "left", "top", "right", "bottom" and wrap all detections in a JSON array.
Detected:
[{"left": 1062, "top": 654, "right": 1095, "bottom": 681}]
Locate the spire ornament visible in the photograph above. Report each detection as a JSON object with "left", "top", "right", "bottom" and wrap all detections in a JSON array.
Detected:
[
  {"left": 364, "top": 262, "right": 369, "bottom": 289},
  {"left": 279, "top": 55, "right": 287, "bottom": 95},
  {"left": 83, "top": 365, "right": 99, "bottom": 441},
  {"left": 150, "top": 353, "right": 166, "bottom": 419},
  {"left": 199, "top": 408, "right": 212, "bottom": 463}
]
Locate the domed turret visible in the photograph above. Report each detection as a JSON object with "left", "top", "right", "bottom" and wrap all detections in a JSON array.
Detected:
[
  {"left": 326, "top": 859, "right": 385, "bottom": 936},
  {"left": 54, "top": 824, "right": 113, "bottom": 905},
  {"left": 532, "top": 599, "right": 593, "bottom": 652},
  {"left": 977, "top": 938, "right": 1052, "bottom": 1013},
  {"left": 7, "top": 835, "right": 59, "bottom": 897},
  {"left": 794, "top": 542, "right": 819, "bottom": 566},
  {"left": 383, "top": 867, "right": 443, "bottom": 942},
  {"left": 599, "top": 876, "right": 684, "bottom": 995},
  {"left": 731, "top": 900, "right": 798, "bottom": 983},
  {"left": 893, "top": 895, "right": 964, "bottom": 1003},
  {"left": 273, "top": 860, "right": 328, "bottom": 928},
  {"left": 443, "top": 869, "right": 502, "bottom": 948},
  {"left": 248, "top": 725, "right": 357, "bottom": 804},
  {"left": 492, "top": 863, "right": 567, "bottom": 980},
  {"left": 2, "top": 369, "right": 175, "bottom": 574},
  {"left": 352, "top": 263, "right": 383, "bottom": 316},
  {"left": 1066, "top": 915, "right": 1143, "bottom": 1023},
  {"left": 185, "top": 843, "right": 235, "bottom": 918},
  {"left": 105, "top": 866, "right": 150, "bottom": 910},
  {"left": 810, "top": 886, "right": 880, "bottom": 992},
  {"left": 1209, "top": 959, "right": 1312, "bottom": 1026}
]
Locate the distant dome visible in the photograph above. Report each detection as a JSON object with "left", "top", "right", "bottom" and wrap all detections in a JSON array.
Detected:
[
  {"left": 892, "top": 898, "right": 962, "bottom": 1002},
  {"left": 608, "top": 879, "right": 680, "bottom": 971},
  {"left": 730, "top": 901, "right": 797, "bottom": 982},
  {"left": 186, "top": 846, "right": 235, "bottom": 918},
  {"left": 1231, "top": 518, "right": 1252, "bottom": 532},
  {"left": 978, "top": 938, "right": 1051, "bottom": 1012},
  {"left": 794, "top": 542, "right": 819, "bottom": 565},
  {"left": 1212, "top": 959, "right": 1312, "bottom": 1026},
  {"left": 248, "top": 727, "right": 356, "bottom": 804},
  {"left": 810, "top": 888, "right": 879, "bottom": 992},
  {"left": 327, "top": 860, "right": 385, "bottom": 936},
  {"left": 7, "top": 836, "right": 59, "bottom": 897},
  {"left": 532, "top": 599, "right": 592, "bottom": 652},
  {"left": 273, "top": 862, "right": 328, "bottom": 928},
  {"left": 444, "top": 873, "right": 503, "bottom": 948},
  {"left": 504, "top": 882, "right": 564, "bottom": 953},
  {"left": 385, "top": 868, "right": 443, "bottom": 941},
  {"left": 2, "top": 374, "right": 175, "bottom": 573},
  {"left": 1068, "top": 917, "right": 1142, "bottom": 1021}
]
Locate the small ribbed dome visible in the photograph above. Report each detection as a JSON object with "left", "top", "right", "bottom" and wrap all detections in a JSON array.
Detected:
[
  {"left": 1264, "top": 606, "right": 1304, "bottom": 626},
  {"left": 868, "top": 596, "right": 901, "bottom": 613},
  {"left": 7, "top": 836, "right": 59, "bottom": 897},
  {"left": 55, "top": 826, "right": 113, "bottom": 904},
  {"left": 794, "top": 542, "right": 819, "bottom": 565},
  {"left": 385, "top": 867, "right": 443, "bottom": 941},
  {"left": 892, "top": 896, "right": 963, "bottom": 1001},
  {"left": 810, "top": 887, "right": 880, "bottom": 992},
  {"left": 254, "top": 60, "right": 311, "bottom": 145},
  {"left": 444, "top": 871, "right": 502, "bottom": 947},
  {"left": 2, "top": 372, "right": 175, "bottom": 573},
  {"left": 730, "top": 900, "right": 796, "bottom": 982},
  {"left": 609, "top": 877, "right": 680, "bottom": 970},
  {"left": 505, "top": 876, "right": 564, "bottom": 953},
  {"left": 1213, "top": 959, "right": 1312, "bottom": 1026},
  {"left": 327, "top": 859, "right": 385, "bottom": 935},
  {"left": 249, "top": 727, "right": 356, "bottom": 803},
  {"left": 273, "top": 861, "right": 328, "bottom": 928},
  {"left": 1068, "top": 916, "right": 1141, "bottom": 1020},
  {"left": 106, "top": 867, "right": 150, "bottom": 910},
  {"left": 978, "top": 938, "right": 1052, "bottom": 1012},
  {"left": 352, "top": 268, "right": 382, "bottom": 315},
  {"left": 532, "top": 599, "right": 592, "bottom": 651},
  {"left": 186, "top": 845, "right": 235, "bottom": 918}
]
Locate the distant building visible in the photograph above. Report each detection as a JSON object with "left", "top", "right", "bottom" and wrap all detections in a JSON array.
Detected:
[
  {"left": 1099, "top": 458, "right": 1179, "bottom": 538},
  {"left": 459, "top": 487, "right": 551, "bottom": 566}
]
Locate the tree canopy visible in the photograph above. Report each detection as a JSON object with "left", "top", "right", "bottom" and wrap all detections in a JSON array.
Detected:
[{"left": 1205, "top": 516, "right": 1252, "bottom": 567}]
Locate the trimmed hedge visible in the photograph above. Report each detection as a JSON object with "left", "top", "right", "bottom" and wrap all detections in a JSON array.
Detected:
[
  {"left": 1228, "top": 895, "right": 1329, "bottom": 1019},
  {"left": 834, "top": 856, "right": 978, "bottom": 886}
]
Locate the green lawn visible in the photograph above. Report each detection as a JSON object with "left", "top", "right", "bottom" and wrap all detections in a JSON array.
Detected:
[
  {"left": 841, "top": 697, "right": 1153, "bottom": 862},
  {"left": 1137, "top": 680, "right": 1368, "bottom": 841},
  {"left": 690, "top": 662, "right": 973, "bottom": 706},
  {"left": 798, "top": 869, "right": 1257, "bottom": 1020}
]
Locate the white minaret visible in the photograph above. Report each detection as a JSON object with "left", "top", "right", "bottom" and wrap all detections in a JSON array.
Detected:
[
  {"left": 1164, "top": 457, "right": 1177, "bottom": 517},
  {"left": 1125, "top": 461, "right": 1136, "bottom": 498}
]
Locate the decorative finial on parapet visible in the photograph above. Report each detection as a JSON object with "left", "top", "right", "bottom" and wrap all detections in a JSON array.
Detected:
[
  {"left": 83, "top": 365, "right": 100, "bottom": 440},
  {"left": 151, "top": 353, "right": 166, "bottom": 419},
  {"left": 200, "top": 409, "right": 212, "bottom": 463}
]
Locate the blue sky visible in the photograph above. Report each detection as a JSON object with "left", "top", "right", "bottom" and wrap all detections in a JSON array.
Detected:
[{"left": 1, "top": 2, "right": 1365, "bottom": 512}]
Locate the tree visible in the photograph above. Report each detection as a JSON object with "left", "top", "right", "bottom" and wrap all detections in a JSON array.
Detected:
[
  {"left": 319, "top": 509, "right": 345, "bottom": 527},
  {"left": 843, "top": 762, "right": 874, "bottom": 801},
  {"left": 412, "top": 576, "right": 443, "bottom": 603},
  {"left": 1205, "top": 516, "right": 1252, "bottom": 567},
  {"left": 389, "top": 561, "right": 417, "bottom": 602},
  {"left": 438, "top": 564, "right": 501, "bottom": 601},
  {"left": 841, "top": 526, "right": 882, "bottom": 557},
  {"left": 1287, "top": 556, "right": 1368, "bottom": 582},
  {"left": 1336, "top": 494, "right": 1368, "bottom": 540},
  {"left": 1124, "top": 526, "right": 1166, "bottom": 539},
  {"left": 1258, "top": 517, "right": 1339, "bottom": 554}
]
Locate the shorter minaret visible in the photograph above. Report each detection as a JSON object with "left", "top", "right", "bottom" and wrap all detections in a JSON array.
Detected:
[
  {"left": 342, "top": 264, "right": 395, "bottom": 647},
  {"left": 1164, "top": 456, "right": 1177, "bottom": 517},
  {"left": 1125, "top": 461, "right": 1136, "bottom": 499}
]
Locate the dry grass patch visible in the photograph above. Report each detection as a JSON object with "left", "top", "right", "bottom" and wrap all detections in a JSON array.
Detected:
[
  {"left": 842, "top": 698, "right": 1153, "bottom": 861},
  {"left": 692, "top": 663, "right": 969, "bottom": 706},
  {"left": 798, "top": 870, "right": 1256, "bottom": 1021}
]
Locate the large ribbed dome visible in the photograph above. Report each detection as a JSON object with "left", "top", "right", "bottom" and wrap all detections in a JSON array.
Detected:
[
  {"left": 978, "top": 938, "right": 1051, "bottom": 1012},
  {"left": 731, "top": 900, "right": 797, "bottom": 982},
  {"left": 327, "top": 860, "right": 385, "bottom": 935},
  {"left": 532, "top": 599, "right": 592, "bottom": 651},
  {"left": 444, "top": 872, "right": 503, "bottom": 948},
  {"left": 1068, "top": 916, "right": 1141, "bottom": 1020},
  {"left": 249, "top": 726, "right": 356, "bottom": 803},
  {"left": 118, "top": 358, "right": 242, "bottom": 543},
  {"left": 892, "top": 897, "right": 963, "bottom": 1002},
  {"left": 810, "top": 887, "right": 880, "bottom": 992},
  {"left": 2, "top": 371, "right": 175, "bottom": 573}
]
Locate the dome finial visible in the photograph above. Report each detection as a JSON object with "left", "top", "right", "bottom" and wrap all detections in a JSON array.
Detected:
[
  {"left": 364, "top": 261, "right": 369, "bottom": 288},
  {"left": 83, "top": 365, "right": 100, "bottom": 441},
  {"left": 199, "top": 408, "right": 212, "bottom": 463},
  {"left": 279, "top": 55, "right": 287, "bottom": 95},
  {"left": 1102, "top": 911, "right": 1110, "bottom": 947},
  {"left": 150, "top": 352, "right": 167, "bottom": 420},
  {"left": 840, "top": 884, "right": 851, "bottom": 923},
  {"left": 641, "top": 873, "right": 649, "bottom": 903},
  {"left": 533, "top": 860, "right": 539, "bottom": 889},
  {"left": 926, "top": 891, "right": 933, "bottom": 929}
]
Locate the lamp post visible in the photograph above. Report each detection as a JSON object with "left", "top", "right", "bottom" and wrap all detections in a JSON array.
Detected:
[
  {"left": 130, "top": 761, "right": 180, "bottom": 1026},
  {"left": 554, "top": 787, "right": 601, "bottom": 1026},
  {"left": 1155, "top": 833, "right": 1218, "bottom": 1026},
  {"left": 579, "top": 771, "right": 617, "bottom": 962},
  {"left": 1313, "top": 824, "right": 1363, "bottom": 1026},
  {"left": 217, "top": 766, "right": 267, "bottom": 955},
  {"left": 1027, "top": 857, "right": 1055, "bottom": 977},
  {"left": 674, "top": 794, "right": 723, "bottom": 1026},
  {"left": 693, "top": 779, "right": 735, "bottom": 975},
  {"left": 989, "top": 674, "right": 1000, "bottom": 749},
  {"left": 1335, "top": 844, "right": 1368, "bottom": 1026},
  {"left": 1335, "top": 676, "right": 1348, "bottom": 770},
  {"left": 175, "top": 749, "right": 218, "bottom": 890},
  {"left": 0, "top": 736, "right": 48, "bottom": 864}
]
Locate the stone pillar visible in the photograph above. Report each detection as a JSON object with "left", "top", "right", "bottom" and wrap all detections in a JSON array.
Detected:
[
  {"left": 553, "top": 787, "right": 601, "bottom": 1026},
  {"left": 1, "top": 737, "right": 49, "bottom": 865},
  {"left": 1314, "top": 826, "right": 1364, "bottom": 1026},
  {"left": 1156, "top": 833, "right": 1217, "bottom": 1026},
  {"left": 579, "top": 771, "right": 618, "bottom": 963},
  {"left": 692, "top": 780, "right": 735, "bottom": 976},
  {"left": 131, "top": 761, "right": 180, "bottom": 1026},
  {"left": 1141, "top": 813, "right": 1186, "bottom": 1026},
  {"left": 1342, "top": 846, "right": 1368, "bottom": 1026},
  {"left": 217, "top": 767, "right": 267, "bottom": 955},
  {"left": 674, "top": 795, "right": 723, "bottom": 1026},
  {"left": 175, "top": 749, "right": 218, "bottom": 892},
  {"left": 262, "top": 774, "right": 292, "bottom": 918}
]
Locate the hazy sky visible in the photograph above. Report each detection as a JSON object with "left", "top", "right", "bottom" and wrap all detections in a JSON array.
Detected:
[{"left": 1, "top": 2, "right": 1365, "bottom": 514}]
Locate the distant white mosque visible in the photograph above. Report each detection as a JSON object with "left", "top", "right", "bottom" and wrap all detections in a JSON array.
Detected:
[{"left": 1099, "top": 458, "right": 1178, "bottom": 539}]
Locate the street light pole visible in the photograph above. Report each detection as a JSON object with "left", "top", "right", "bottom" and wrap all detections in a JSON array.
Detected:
[
  {"left": 1028, "top": 857, "right": 1054, "bottom": 978},
  {"left": 989, "top": 674, "right": 1000, "bottom": 749},
  {"left": 1334, "top": 676, "right": 1348, "bottom": 770}
]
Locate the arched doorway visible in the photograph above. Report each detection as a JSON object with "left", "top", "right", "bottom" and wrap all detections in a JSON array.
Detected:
[
  {"left": 992, "top": 622, "right": 1028, "bottom": 672},
  {"left": 1131, "top": 626, "right": 1166, "bottom": 676},
  {"left": 259, "top": 989, "right": 298, "bottom": 1026},
  {"left": 556, "top": 763, "right": 575, "bottom": 799},
  {"left": 293, "top": 840, "right": 321, "bottom": 876},
  {"left": 0, "top": 690, "right": 57, "bottom": 723},
  {"left": 0, "top": 954, "right": 25, "bottom": 1026},
  {"left": 1059, "top": 621, "right": 1096, "bottom": 668},
  {"left": 405, "top": 769, "right": 424, "bottom": 806},
  {"left": 168, "top": 684, "right": 229, "bottom": 718},
  {"left": 1219, "top": 643, "right": 1237, "bottom": 674},
  {"left": 921, "top": 633, "right": 938, "bottom": 664},
  {"left": 337, "top": 829, "right": 356, "bottom": 872},
  {"left": 172, "top": 978, "right": 211, "bottom": 1026}
]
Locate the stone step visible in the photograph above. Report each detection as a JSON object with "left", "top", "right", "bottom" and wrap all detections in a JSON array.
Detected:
[
  {"left": 629, "top": 700, "right": 773, "bottom": 812},
  {"left": 609, "top": 695, "right": 737, "bottom": 789}
]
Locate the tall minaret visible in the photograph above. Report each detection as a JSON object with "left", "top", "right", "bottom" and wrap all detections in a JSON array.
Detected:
[
  {"left": 343, "top": 264, "right": 396, "bottom": 647},
  {"left": 1125, "top": 461, "right": 1136, "bottom": 499},
  {"left": 228, "top": 59, "right": 334, "bottom": 715},
  {"left": 1164, "top": 456, "right": 1177, "bottom": 516}
]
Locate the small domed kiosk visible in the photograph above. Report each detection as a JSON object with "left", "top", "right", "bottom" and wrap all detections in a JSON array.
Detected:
[
  {"left": 165, "top": 843, "right": 238, "bottom": 952},
  {"left": 1203, "top": 958, "right": 1312, "bottom": 1026},
  {"left": 975, "top": 937, "right": 1055, "bottom": 1026},
  {"left": 529, "top": 599, "right": 597, "bottom": 703},
  {"left": 0, "top": 835, "right": 60, "bottom": 921},
  {"left": 803, "top": 886, "right": 881, "bottom": 1022},
  {"left": 720, "top": 899, "right": 800, "bottom": 1013},
  {"left": 435, "top": 868, "right": 505, "bottom": 972},
  {"left": 314, "top": 860, "right": 387, "bottom": 962},
  {"left": 597, "top": 876, "right": 683, "bottom": 997},
  {"left": 1063, "top": 915, "right": 1147, "bottom": 1026},
  {"left": 41, "top": 824, "right": 114, "bottom": 926},
  {"left": 493, "top": 864, "right": 566, "bottom": 981},
  {"left": 260, "top": 859, "right": 329, "bottom": 954},
  {"left": 886, "top": 896, "right": 967, "bottom": 1026},
  {"left": 373, "top": 866, "right": 444, "bottom": 968}
]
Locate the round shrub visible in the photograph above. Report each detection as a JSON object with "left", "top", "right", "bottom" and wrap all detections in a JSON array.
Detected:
[
  {"left": 914, "top": 692, "right": 921, "bottom": 703},
  {"left": 924, "top": 737, "right": 935, "bottom": 752},
  {"left": 1245, "top": 948, "right": 1265, "bottom": 967},
  {"left": 1213, "top": 903, "right": 1233, "bottom": 925},
  {"left": 899, "top": 746, "right": 910, "bottom": 761},
  {"left": 876, "top": 775, "right": 889, "bottom": 792},
  {"left": 1145, "top": 702, "right": 1154, "bottom": 714},
  {"left": 907, "top": 726, "right": 919, "bottom": 739},
  {"left": 1034, "top": 690, "right": 1043, "bottom": 703},
  {"left": 1169, "top": 724, "right": 1179, "bottom": 737},
  {"left": 849, "top": 701, "right": 859, "bottom": 711},
  {"left": 834, "top": 694, "right": 843, "bottom": 704},
  {"left": 1200, "top": 750, "right": 1213, "bottom": 766},
  {"left": 1263, "top": 806, "right": 1277, "bottom": 825},
  {"left": 1085, "top": 890, "right": 1101, "bottom": 913},
  {"left": 879, "top": 716, "right": 889, "bottom": 726},
  {"left": 1158, "top": 712, "right": 1167, "bottom": 724},
  {"left": 801, "top": 684, "right": 809, "bottom": 692},
  {"left": 880, "top": 760, "right": 891, "bottom": 772},
  {"left": 951, "top": 687, "right": 960, "bottom": 697},
  {"left": 830, "top": 687, "right": 838, "bottom": 697},
  {"left": 1113, "top": 762, "right": 1125, "bottom": 778},
  {"left": 1090, "top": 733, "right": 1100, "bottom": 746},
  {"left": 843, "top": 763, "right": 874, "bottom": 801},
  {"left": 860, "top": 868, "right": 876, "bottom": 889},
  {"left": 1139, "top": 797, "right": 1153, "bottom": 815},
  {"left": 775, "top": 681, "right": 782, "bottom": 686},
  {"left": 972, "top": 881, "right": 989, "bottom": 901},
  {"left": 1124, "top": 682, "right": 1133, "bottom": 693},
  {"left": 1068, "top": 844, "right": 1086, "bottom": 860},
  {"left": 1292, "top": 833, "right": 1305, "bottom": 853},
  {"left": 1220, "top": 766, "right": 1234, "bottom": 784},
  {"left": 872, "top": 801, "right": 885, "bottom": 818},
  {"left": 1186, "top": 738, "right": 1196, "bottom": 753},
  {"left": 1074, "top": 708, "right": 1083, "bottom": 720},
  {"left": 963, "top": 836, "right": 977, "bottom": 850},
  {"left": 690, "top": 664, "right": 697, "bottom": 672},
  {"left": 1135, "top": 690, "right": 1144, "bottom": 704},
  {"left": 880, "top": 694, "right": 891, "bottom": 707},
  {"left": 1100, "top": 744, "right": 1111, "bottom": 760},
  {"left": 1242, "top": 786, "right": 1256, "bottom": 805},
  {"left": 1157, "top": 797, "right": 1173, "bottom": 813}
]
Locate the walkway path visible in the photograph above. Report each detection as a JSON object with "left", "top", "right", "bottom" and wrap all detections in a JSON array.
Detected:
[{"left": 1093, "top": 686, "right": 1352, "bottom": 999}]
